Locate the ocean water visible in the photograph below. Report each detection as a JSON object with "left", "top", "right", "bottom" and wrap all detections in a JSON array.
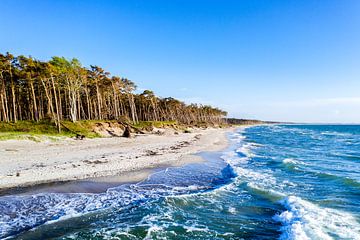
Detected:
[{"left": 1, "top": 124, "right": 360, "bottom": 240}]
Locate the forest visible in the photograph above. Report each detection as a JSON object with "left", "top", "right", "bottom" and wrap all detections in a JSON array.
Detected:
[{"left": 0, "top": 52, "right": 227, "bottom": 131}]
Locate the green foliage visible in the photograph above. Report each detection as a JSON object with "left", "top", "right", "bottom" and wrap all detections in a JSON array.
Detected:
[{"left": 0, "top": 52, "right": 227, "bottom": 125}]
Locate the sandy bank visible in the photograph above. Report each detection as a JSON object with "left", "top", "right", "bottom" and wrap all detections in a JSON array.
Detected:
[{"left": 0, "top": 128, "right": 232, "bottom": 192}]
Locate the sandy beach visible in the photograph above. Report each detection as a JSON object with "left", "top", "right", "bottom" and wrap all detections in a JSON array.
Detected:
[{"left": 0, "top": 128, "right": 232, "bottom": 192}]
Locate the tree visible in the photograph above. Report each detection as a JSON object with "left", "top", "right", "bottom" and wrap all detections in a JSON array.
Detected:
[
  {"left": 0, "top": 52, "right": 227, "bottom": 125},
  {"left": 121, "top": 78, "right": 138, "bottom": 123}
]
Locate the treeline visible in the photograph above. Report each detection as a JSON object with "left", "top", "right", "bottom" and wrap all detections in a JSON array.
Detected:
[
  {"left": 0, "top": 52, "right": 227, "bottom": 130},
  {"left": 225, "top": 118, "right": 278, "bottom": 125}
]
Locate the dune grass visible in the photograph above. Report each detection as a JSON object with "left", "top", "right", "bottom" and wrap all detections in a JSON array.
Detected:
[
  {"left": 0, "top": 120, "right": 100, "bottom": 140},
  {"left": 0, "top": 119, "right": 227, "bottom": 141},
  {"left": 0, "top": 120, "right": 182, "bottom": 141}
]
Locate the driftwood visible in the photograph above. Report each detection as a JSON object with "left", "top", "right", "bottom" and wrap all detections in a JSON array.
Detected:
[
  {"left": 60, "top": 122, "right": 86, "bottom": 140},
  {"left": 118, "top": 122, "right": 146, "bottom": 135},
  {"left": 59, "top": 121, "right": 145, "bottom": 139},
  {"left": 122, "top": 126, "right": 132, "bottom": 138}
]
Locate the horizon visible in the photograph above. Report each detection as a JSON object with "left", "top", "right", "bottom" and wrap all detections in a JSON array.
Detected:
[{"left": 1, "top": 0, "right": 360, "bottom": 123}]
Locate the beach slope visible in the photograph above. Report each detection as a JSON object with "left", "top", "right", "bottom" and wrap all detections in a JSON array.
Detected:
[{"left": 0, "top": 128, "right": 230, "bottom": 191}]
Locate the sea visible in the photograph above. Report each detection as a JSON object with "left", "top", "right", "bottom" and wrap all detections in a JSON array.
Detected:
[{"left": 1, "top": 124, "right": 360, "bottom": 239}]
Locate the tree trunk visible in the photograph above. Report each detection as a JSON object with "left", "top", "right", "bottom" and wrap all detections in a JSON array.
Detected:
[
  {"left": 40, "top": 78, "right": 56, "bottom": 121},
  {"left": 0, "top": 73, "right": 9, "bottom": 122},
  {"left": 0, "top": 94, "right": 7, "bottom": 122},
  {"left": 29, "top": 80, "right": 38, "bottom": 121},
  {"left": 96, "top": 81, "right": 102, "bottom": 120},
  {"left": 84, "top": 87, "right": 91, "bottom": 119},
  {"left": 9, "top": 65, "right": 17, "bottom": 123},
  {"left": 51, "top": 74, "right": 61, "bottom": 132}
]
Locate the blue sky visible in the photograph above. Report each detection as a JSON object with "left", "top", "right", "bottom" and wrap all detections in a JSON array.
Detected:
[{"left": 1, "top": 0, "right": 360, "bottom": 123}]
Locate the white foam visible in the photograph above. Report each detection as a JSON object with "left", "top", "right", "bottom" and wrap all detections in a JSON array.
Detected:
[
  {"left": 144, "top": 225, "right": 164, "bottom": 239},
  {"left": 282, "top": 158, "right": 309, "bottom": 168},
  {"left": 228, "top": 207, "right": 237, "bottom": 214},
  {"left": 0, "top": 181, "right": 181, "bottom": 238},
  {"left": 236, "top": 143, "right": 256, "bottom": 158},
  {"left": 283, "top": 158, "right": 299, "bottom": 164},
  {"left": 221, "top": 132, "right": 298, "bottom": 197},
  {"left": 274, "top": 196, "right": 360, "bottom": 240},
  {"left": 184, "top": 225, "right": 209, "bottom": 233},
  {"left": 173, "top": 185, "right": 206, "bottom": 191}
]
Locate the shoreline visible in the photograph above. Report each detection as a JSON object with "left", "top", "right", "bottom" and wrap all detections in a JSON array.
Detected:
[{"left": 0, "top": 127, "right": 236, "bottom": 194}]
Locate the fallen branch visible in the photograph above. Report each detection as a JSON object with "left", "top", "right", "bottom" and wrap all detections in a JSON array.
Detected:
[{"left": 60, "top": 122, "right": 85, "bottom": 140}]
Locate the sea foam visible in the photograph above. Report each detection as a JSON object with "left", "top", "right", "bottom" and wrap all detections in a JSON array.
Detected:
[{"left": 274, "top": 196, "right": 360, "bottom": 240}]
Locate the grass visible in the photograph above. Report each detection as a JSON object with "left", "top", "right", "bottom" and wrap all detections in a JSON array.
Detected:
[
  {"left": 0, "top": 132, "right": 67, "bottom": 141},
  {"left": 0, "top": 120, "right": 180, "bottom": 141},
  {"left": 0, "top": 119, "right": 226, "bottom": 141},
  {"left": 0, "top": 120, "right": 100, "bottom": 140},
  {"left": 60, "top": 121, "right": 102, "bottom": 138}
]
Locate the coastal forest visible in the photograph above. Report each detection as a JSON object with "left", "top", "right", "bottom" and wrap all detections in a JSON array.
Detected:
[{"left": 0, "top": 52, "right": 227, "bottom": 131}]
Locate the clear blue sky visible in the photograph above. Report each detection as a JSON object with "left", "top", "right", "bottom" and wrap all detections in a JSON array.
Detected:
[{"left": 1, "top": 0, "right": 360, "bottom": 123}]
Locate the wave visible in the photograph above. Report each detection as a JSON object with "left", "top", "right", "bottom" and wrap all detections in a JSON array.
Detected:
[
  {"left": 274, "top": 196, "right": 360, "bottom": 240},
  {"left": 280, "top": 158, "right": 309, "bottom": 173},
  {"left": 320, "top": 131, "right": 354, "bottom": 137},
  {"left": 280, "top": 158, "right": 360, "bottom": 189},
  {"left": 329, "top": 152, "right": 360, "bottom": 161},
  {"left": 282, "top": 158, "right": 304, "bottom": 165},
  {"left": 267, "top": 125, "right": 316, "bottom": 136},
  {"left": 0, "top": 185, "right": 169, "bottom": 238},
  {"left": 0, "top": 159, "right": 235, "bottom": 239},
  {"left": 313, "top": 171, "right": 360, "bottom": 189},
  {"left": 235, "top": 143, "right": 258, "bottom": 158},
  {"left": 228, "top": 129, "right": 360, "bottom": 240},
  {"left": 222, "top": 141, "right": 296, "bottom": 203}
]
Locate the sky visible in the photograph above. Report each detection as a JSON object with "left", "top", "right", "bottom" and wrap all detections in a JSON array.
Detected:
[{"left": 1, "top": 0, "right": 360, "bottom": 123}]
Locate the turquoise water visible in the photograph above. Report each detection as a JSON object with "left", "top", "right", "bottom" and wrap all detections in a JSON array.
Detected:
[{"left": 1, "top": 125, "right": 360, "bottom": 239}]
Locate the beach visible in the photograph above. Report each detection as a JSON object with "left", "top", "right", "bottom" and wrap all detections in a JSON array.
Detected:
[{"left": 0, "top": 127, "right": 231, "bottom": 192}]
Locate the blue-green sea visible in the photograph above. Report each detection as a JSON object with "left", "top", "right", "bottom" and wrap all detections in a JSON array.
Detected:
[{"left": 1, "top": 125, "right": 360, "bottom": 239}]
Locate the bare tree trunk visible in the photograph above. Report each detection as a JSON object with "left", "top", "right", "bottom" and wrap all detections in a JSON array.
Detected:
[
  {"left": 128, "top": 93, "right": 138, "bottom": 123},
  {"left": 84, "top": 88, "right": 91, "bottom": 119},
  {"left": 119, "top": 96, "right": 125, "bottom": 116},
  {"left": 58, "top": 87, "right": 63, "bottom": 120},
  {"left": 0, "top": 73, "right": 9, "bottom": 122},
  {"left": 77, "top": 91, "right": 81, "bottom": 120},
  {"left": 0, "top": 94, "right": 7, "bottom": 122},
  {"left": 9, "top": 65, "right": 17, "bottom": 123},
  {"left": 40, "top": 78, "right": 56, "bottom": 121},
  {"left": 51, "top": 74, "right": 61, "bottom": 132},
  {"left": 111, "top": 82, "right": 119, "bottom": 119},
  {"left": 66, "top": 78, "right": 77, "bottom": 122},
  {"left": 96, "top": 82, "right": 102, "bottom": 120},
  {"left": 29, "top": 80, "right": 39, "bottom": 121}
]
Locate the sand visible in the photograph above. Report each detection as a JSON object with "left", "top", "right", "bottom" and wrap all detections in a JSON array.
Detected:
[{"left": 0, "top": 128, "right": 232, "bottom": 192}]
